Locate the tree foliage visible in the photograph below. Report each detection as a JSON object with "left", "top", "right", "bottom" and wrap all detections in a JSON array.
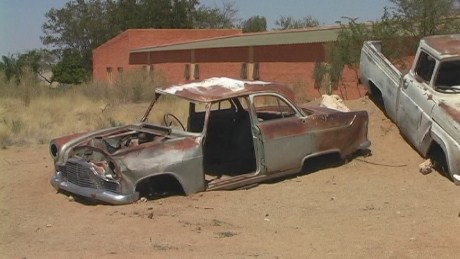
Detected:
[
  {"left": 388, "top": 0, "right": 460, "bottom": 37},
  {"left": 0, "top": 55, "right": 20, "bottom": 82},
  {"left": 41, "top": 0, "right": 238, "bottom": 82},
  {"left": 52, "top": 49, "right": 88, "bottom": 84},
  {"left": 320, "top": 0, "right": 460, "bottom": 96},
  {"left": 0, "top": 50, "right": 55, "bottom": 84},
  {"left": 241, "top": 16, "right": 267, "bottom": 33},
  {"left": 194, "top": 0, "right": 238, "bottom": 28},
  {"left": 274, "top": 16, "right": 319, "bottom": 30}
]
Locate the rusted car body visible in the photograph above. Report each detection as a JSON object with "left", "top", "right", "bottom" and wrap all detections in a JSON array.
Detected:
[
  {"left": 360, "top": 34, "right": 460, "bottom": 183},
  {"left": 50, "top": 77, "right": 370, "bottom": 204}
]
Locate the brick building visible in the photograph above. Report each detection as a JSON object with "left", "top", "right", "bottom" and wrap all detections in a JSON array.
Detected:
[
  {"left": 93, "top": 29, "right": 242, "bottom": 83},
  {"left": 94, "top": 27, "right": 365, "bottom": 99}
]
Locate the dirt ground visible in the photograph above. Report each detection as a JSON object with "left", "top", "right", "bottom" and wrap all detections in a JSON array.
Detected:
[{"left": 1, "top": 97, "right": 459, "bottom": 259}]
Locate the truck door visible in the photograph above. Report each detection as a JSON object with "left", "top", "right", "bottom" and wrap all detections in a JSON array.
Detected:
[{"left": 397, "top": 51, "right": 436, "bottom": 151}]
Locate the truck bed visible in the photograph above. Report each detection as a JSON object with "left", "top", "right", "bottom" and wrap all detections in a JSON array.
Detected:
[{"left": 359, "top": 41, "right": 404, "bottom": 120}]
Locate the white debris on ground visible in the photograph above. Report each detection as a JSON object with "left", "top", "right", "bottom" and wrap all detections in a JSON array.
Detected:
[
  {"left": 320, "top": 95, "right": 350, "bottom": 112},
  {"left": 419, "top": 159, "right": 433, "bottom": 175}
]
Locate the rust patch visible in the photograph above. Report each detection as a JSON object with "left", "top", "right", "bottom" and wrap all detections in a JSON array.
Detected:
[
  {"left": 50, "top": 132, "right": 88, "bottom": 149},
  {"left": 439, "top": 102, "right": 460, "bottom": 124},
  {"left": 158, "top": 78, "right": 295, "bottom": 102},
  {"left": 424, "top": 34, "right": 460, "bottom": 57}
]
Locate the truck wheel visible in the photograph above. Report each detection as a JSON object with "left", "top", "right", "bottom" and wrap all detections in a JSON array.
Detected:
[
  {"left": 368, "top": 81, "right": 385, "bottom": 110},
  {"left": 427, "top": 143, "right": 451, "bottom": 181}
]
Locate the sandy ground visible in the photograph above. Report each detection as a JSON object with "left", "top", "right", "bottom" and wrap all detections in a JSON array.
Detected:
[{"left": 1, "top": 97, "right": 460, "bottom": 259}]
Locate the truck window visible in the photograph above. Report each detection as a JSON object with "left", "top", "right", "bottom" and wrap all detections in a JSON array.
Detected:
[
  {"left": 415, "top": 51, "right": 436, "bottom": 83},
  {"left": 435, "top": 60, "right": 460, "bottom": 90}
]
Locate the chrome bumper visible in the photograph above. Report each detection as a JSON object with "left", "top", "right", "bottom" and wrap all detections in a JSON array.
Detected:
[{"left": 50, "top": 172, "right": 139, "bottom": 205}]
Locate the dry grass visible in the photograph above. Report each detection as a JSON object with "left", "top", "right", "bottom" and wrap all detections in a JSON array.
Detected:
[
  {"left": 0, "top": 69, "right": 169, "bottom": 148},
  {"left": 0, "top": 94, "right": 149, "bottom": 147}
]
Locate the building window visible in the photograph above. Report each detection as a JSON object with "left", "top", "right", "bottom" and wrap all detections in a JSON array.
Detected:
[
  {"left": 241, "top": 63, "right": 248, "bottom": 79},
  {"left": 117, "top": 67, "right": 123, "bottom": 74},
  {"left": 106, "top": 67, "right": 113, "bottom": 83},
  {"left": 253, "top": 63, "right": 260, "bottom": 80},
  {"left": 193, "top": 64, "right": 200, "bottom": 80},
  {"left": 184, "top": 64, "right": 191, "bottom": 80},
  {"left": 184, "top": 64, "right": 200, "bottom": 80},
  {"left": 241, "top": 63, "right": 259, "bottom": 80}
]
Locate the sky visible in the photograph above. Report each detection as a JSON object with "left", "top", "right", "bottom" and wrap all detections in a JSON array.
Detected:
[{"left": 0, "top": 0, "right": 391, "bottom": 57}]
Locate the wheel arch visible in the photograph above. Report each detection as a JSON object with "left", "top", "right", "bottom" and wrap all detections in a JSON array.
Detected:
[{"left": 135, "top": 172, "right": 188, "bottom": 197}]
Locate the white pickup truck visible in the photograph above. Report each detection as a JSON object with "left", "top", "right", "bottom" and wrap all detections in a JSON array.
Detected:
[{"left": 359, "top": 34, "right": 460, "bottom": 184}]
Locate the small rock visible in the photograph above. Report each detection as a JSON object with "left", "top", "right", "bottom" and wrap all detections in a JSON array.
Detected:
[
  {"left": 320, "top": 95, "right": 350, "bottom": 112},
  {"left": 68, "top": 195, "right": 74, "bottom": 202},
  {"left": 139, "top": 197, "right": 148, "bottom": 203},
  {"left": 46, "top": 224, "right": 52, "bottom": 228},
  {"left": 419, "top": 159, "right": 433, "bottom": 175}
]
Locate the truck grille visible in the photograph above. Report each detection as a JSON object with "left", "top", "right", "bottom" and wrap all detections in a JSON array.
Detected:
[{"left": 59, "top": 159, "right": 120, "bottom": 193}]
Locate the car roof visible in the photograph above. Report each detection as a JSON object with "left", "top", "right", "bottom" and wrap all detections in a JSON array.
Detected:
[{"left": 155, "top": 77, "right": 295, "bottom": 102}]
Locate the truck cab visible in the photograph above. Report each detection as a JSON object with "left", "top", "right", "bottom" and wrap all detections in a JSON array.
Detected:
[{"left": 360, "top": 34, "right": 460, "bottom": 183}]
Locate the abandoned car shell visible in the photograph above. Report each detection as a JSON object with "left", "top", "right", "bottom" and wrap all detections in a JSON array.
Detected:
[{"left": 50, "top": 77, "right": 370, "bottom": 204}]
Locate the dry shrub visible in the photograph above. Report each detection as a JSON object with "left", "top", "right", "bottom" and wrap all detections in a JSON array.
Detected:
[
  {"left": 0, "top": 68, "right": 47, "bottom": 102},
  {"left": 144, "top": 95, "right": 189, "bottom": 126},
  {"left": 290, "top": 80, "right": 311, "bottom": 103},
  {"left": 0, "top": 72, "right": 18, "bottom": 98},
  {"left": 0, "top": 69, "right": 180, "bottom": 146},
  {"left": 113, "top": 69, "right": 168, "bottom": 103},
  {"left": 0, "top": 124, "right": 11, "bottom": 147},
  {"left": 74, "top": 69, "right": 168, "bottom": 105},
  {"left": 77, "top": 81, "right": 111, "bottom": 102}
]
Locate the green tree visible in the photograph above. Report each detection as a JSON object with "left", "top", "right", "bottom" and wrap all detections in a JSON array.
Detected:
[
  {"left": 194, "top": 0, "right": 239, "bottom": 28},
  {"left": 0, "top": 55, "right": 20, "bottom": 82},
  {"left": 274, "top": 15, "right": 319, "bottom": 30},
  {"left": 241, "top": 16, "right": 267, "bottom": 32},
  {"left": 388, "top": 0, "right": 460, "bottom": 37},
  {"left": 0, "top": 50, "right": 54, "bottom": 84},
  {"left": 52, "top": 49, "right": 88, "bottom": 84},
  {"left": 42, "top": 0, "right": 220, "bottom": 77},
  {"left": 42, "top": 0, "right": 114, "bottom": 73}
]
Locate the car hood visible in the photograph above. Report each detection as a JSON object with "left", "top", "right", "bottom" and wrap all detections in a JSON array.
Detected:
[{"left": 50, "top": 123, "right": 199, "bottom": 165}]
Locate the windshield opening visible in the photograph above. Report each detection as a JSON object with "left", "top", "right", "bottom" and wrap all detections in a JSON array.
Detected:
[{"left": 143, "top": 94, "right": 199, "bottom": 133}]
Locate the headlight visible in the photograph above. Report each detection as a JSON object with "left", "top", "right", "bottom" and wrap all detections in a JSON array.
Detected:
[
  {"left": 90, "top": 160, "right": 120, "bottom": 181},
  {"left": 107, "top": 161, "right": 120, "bottom": 180},
  {"left": 50, "top": 144, "right": 59, "bottom": 158}
]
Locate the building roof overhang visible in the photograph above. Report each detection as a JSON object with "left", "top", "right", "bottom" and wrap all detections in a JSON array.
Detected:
[{"left": 129, "top": 26, "right": 341, "bottom": 64}]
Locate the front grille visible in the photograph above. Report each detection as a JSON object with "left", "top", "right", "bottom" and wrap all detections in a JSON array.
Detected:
[{"left": 60, "top": 159, "right": 120, "bottom": 193}]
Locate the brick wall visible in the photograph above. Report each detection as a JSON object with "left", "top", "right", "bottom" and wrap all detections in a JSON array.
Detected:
[
  {"left": 93, "top": 29, "right": 242, "bottom": 83},
  {"left": 93, "top": 29, "right": 366, "bottom": 100}
]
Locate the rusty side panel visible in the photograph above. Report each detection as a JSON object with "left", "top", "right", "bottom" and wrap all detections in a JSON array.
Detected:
[
  {"left": 119, "top": 136, "right": 204, "bottom": 195},
  {"left": 258, "top": 110, "right": 368, "bottom": 173},
  {"left": 258, "top": 111, "right": 359, "bottom": 141},
  {"left": 439, "top": 102, "right": 460, "bottom": 124},
  {"left": 316, "top": 112, "right": 368, "bottom": 155}
]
